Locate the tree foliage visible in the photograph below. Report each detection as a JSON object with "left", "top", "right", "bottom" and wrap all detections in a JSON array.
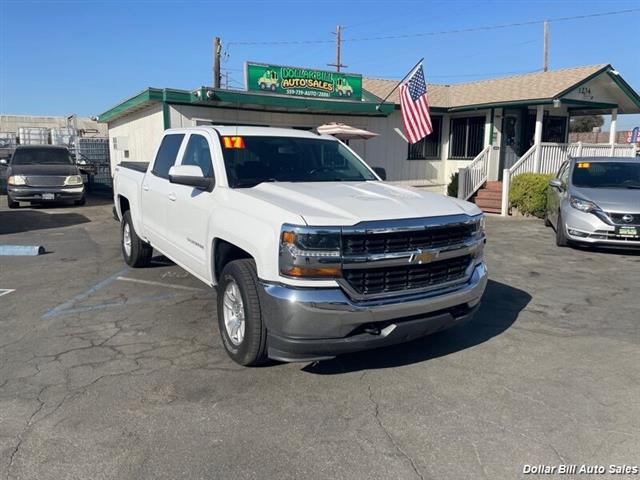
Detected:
[{"left": 569, "top": 115, "right": 604, "bottom": 133}]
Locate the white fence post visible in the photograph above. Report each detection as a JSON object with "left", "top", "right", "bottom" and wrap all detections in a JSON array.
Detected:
[
  {"left": 577, "top": 141, "right": 583, "bottom": 158},
  {"left": 533, "top": 144, "right": 541, "bottom": 173},
  {"left": 501, "top": 169, "right": 510, "bottom": 216},
  {"left": 458, "top": 168, "right": 467, "bottom": 199}
]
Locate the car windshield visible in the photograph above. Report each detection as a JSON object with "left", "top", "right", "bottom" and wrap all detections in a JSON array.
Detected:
[
  {"left": 11, "top": 148, "right": 74, "bottom": 165},
  {"left": 220, "top": 136, "right": 378, "bottom": 188},
  {"left": 572, "top": 161, "right": 640, "bottom": 189}
]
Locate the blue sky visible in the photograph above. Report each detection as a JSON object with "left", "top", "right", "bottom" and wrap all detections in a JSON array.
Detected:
[{"left": 1, "top": 0, "right": 639, "bottom": 129}]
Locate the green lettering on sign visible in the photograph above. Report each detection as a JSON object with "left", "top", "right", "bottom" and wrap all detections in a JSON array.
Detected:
[{"left": 246, "top": 62, "right": 363, "bottom": 101}]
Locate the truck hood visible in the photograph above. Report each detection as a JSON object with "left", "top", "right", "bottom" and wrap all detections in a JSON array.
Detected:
[
  {"left": 238, "top": 181, "right": 480, "bottom": 225},
  {"left": 571, "top": 186, "right": 640, "bottom": 213}
]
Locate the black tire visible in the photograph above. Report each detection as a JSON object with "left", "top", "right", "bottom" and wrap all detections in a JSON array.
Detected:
[
  {"left": 555, "top": 212, "right": 569, "bottom": 247},
  {"left": 121, "top": 210, "right": 153, "bottom": 267},
  {"left": 216, "top": 259, "right": 268, "bottom": 366},
  {"left": 259, "top": 82, "right": 266, "bottom": 90},
  {"left": 7, "top": 194, "right": 18, "bottom": 209},
  {"left": 270, "top": 84, "right": 276, "bottom": 91},
  {"left": 74, "top": 195, "right": 86, "bottom": 206},
  {"left": 544, "top": 211, "right": 551, "bottom": 227}
]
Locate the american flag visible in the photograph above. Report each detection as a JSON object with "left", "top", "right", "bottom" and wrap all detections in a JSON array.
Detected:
[{"left": 400, "top": 65, "right": 433, "bottom": 144}]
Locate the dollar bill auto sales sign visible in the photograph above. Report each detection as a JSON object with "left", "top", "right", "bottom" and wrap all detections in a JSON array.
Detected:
[{"left": 245, "top": 62, "right": 363, "bottom": 101}]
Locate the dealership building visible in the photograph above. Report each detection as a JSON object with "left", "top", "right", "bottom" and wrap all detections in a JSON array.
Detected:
[{"left": 98, "top": 62, "right": 640, "bottom": 211}]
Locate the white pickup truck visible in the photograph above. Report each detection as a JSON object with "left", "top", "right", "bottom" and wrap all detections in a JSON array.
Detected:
[{"left": 113, "top": 126, "right": 487, "bottom": 365}]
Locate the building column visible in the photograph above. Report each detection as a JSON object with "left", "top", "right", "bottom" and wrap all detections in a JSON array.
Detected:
[
  {"left": 609, "top": 108, "right": 618, "bottom": 145},
  {"left": 533, "top": 105, "right": 544, "bottom": 173}
]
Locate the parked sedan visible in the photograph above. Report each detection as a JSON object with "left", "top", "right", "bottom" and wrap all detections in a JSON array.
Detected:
[
  {"left": 545, "top": 157, "right": 640, "bottom": 248},
  {"left": 2, "top": 146, "right": 86, "bottom": 209}
]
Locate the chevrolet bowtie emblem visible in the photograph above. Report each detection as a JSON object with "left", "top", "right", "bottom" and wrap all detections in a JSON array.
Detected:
[{"left": 410, "top": 250, "right": 438, "bottom": 264}]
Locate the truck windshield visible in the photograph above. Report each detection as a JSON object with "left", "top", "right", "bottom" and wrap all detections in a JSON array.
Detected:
[
  {"left": 572, "top": 162, "right": 640, "bottom": 189},
  {"left": 220, "top": 136, "right": 378, "bottom": 188},
  {"left": 11, "top": 148, "right": 74, "bottom": 165}
]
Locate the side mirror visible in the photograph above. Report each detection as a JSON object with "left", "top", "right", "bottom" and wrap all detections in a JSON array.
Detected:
[
  {"left": 373, "top": 167, "right": 387, "bottom": 181},
  {"left": 169, "top": 165, "right": 214, "bottom": 191},
  {"left": 549, "top": 178, "right": 562, "bottom": 189}
]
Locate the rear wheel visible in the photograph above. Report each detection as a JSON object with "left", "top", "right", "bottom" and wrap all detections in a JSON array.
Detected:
[
  {"left": 7, "top": 194, "right": 18, "bottom": 209},
  {"left": 555, "top": 212, "right": 570, "bottom": 247},
  {"left": 121, "top": 210, "right": 153, "bottom": 267},
  {"left": 217, "top": 259, "right": 268, "bottom": 366}
]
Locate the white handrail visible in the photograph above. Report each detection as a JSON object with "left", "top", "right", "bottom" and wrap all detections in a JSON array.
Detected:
[{"left": 457, "top": 145, "right": 491, "bottom": 201}]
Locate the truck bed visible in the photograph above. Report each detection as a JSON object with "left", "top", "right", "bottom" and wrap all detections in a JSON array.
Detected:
[{"left": 119, "top": 161, "right": 149, "bottom": 173}]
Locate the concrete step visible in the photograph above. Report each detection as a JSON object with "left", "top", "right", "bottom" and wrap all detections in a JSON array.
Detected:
[
  {"left": 476, "top": 190, "right": 502, "bottom": 200},
  {"left": 480, "top": 206, "right": 502, "bottom": 214},
  {"left": 484, "top": 181, "right": 503, "bottom": 191}
]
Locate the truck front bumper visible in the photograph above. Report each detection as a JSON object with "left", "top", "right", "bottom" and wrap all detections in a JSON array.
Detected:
[
  {"left": 259, "top": 262, "right": 488, "bottom": 362},
  {"left": 8, "top": 185, "right": 85, "bottom": 202}
]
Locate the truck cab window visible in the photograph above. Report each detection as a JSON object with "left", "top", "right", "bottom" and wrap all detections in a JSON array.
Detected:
[
  {"left": 182, "top": 134, "right": 214, "bottom": 178},
  {"left": 152, "top": 134, "right": 185, "bottom": 178}
]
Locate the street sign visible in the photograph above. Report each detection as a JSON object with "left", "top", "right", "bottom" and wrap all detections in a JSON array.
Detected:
[{"left": 245, "top": 62, "right": 363, "bottom": 101}]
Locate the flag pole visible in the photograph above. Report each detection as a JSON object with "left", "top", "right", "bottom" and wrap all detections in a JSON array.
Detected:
[{"left": 375, "top": 58, "right": 424, "bottom": 111}]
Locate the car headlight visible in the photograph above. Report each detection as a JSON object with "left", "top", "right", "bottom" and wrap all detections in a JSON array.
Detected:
[
  {"left": 279, "top": 225, "right": 342, "bottom": 278},
  {"left": 7, "top": 175, "right": 26, "bottom": 186},
  {"left": 65, "top": 175, "right": 83, "bottom": 186},
  {"left": 570, "top": 196, "right": 600, "bottom": 213}
]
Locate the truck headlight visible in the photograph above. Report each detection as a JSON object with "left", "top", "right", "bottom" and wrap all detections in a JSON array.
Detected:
[
  {"left": 65, "top": 175, "right": 83, "bottom": 186},
  {"left": 7, "top": 175, "right": 26, "bottom": 186},
  {"left": 471, "top": 214, "right": 485, "bottom": 238},
  {"left": 570, "top": 196, "right": 600, "bottom": 213},
  {"left": 279, "top": 225, "right": 342, "bottom": 278}
]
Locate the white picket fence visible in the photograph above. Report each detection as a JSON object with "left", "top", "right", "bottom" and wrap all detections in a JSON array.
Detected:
[
  {"left": 457, "top": 145, "right": 491, "bottom": 200},
  {"left": 501, "top": 142, "right": 636, "bottom": 215}
]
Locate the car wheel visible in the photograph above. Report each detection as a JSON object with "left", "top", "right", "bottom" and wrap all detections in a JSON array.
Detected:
[
  {"left": 555, "top": 212, "right": 570, "bottom": 247},
  {"left": 259, "top": 82, "right": 266, "bottom": 90},
  {"left": 217, "top": 259, "right": 268, "bottom": 366},
  {"left": 270, "top": 84, "right": 276, "bottom": 91},
  {"left": 121, "top": 210, "right": 153, "bottom": 267},
  {"left": 74, "top": 195, "right": 86, "bottom": 206},
  {"left": 7, "top": 194, "right": 18, "bottom": 209},
  {"left": 544, "top": 211, "right": 551, "bottom": 227}
]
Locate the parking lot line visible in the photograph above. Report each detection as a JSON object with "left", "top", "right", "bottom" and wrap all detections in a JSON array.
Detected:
[
  {"left": 42, "top": 267, "right": 129, "bottom": 319},
  {"left": 116, "top": 276, "right": 207, "bottom": 292},
  {"left": 0, "top": 288, "right": 16, "bottom": 297}
]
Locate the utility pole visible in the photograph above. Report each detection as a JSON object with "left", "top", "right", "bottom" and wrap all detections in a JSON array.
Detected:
[
  {"left": 213, "top": 36, "right": 221, "bottom": 88},
  {"left": 327, "top": 25, "right": 347, "bottom": 72},
  {"left": 543, "top": 20, "right": 549, "bottom": 72}
]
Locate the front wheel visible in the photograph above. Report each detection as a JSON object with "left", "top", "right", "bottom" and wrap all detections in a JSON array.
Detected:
[
  {"left": 217, "top": 259, "right": 268, "bottom": 366},
  {"left": 74, "top": 195, "right": 86, "bottom": 206},
  {"left": 555, "top": 212, "right": 570, "bottom": 247},
  {"left": 121, "top": 210, "right": 153, "bottom": 267}
]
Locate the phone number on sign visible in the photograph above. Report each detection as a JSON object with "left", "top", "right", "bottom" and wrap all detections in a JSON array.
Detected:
[{"left": 286, "top": 89, "right": 331, "bottom": 98}]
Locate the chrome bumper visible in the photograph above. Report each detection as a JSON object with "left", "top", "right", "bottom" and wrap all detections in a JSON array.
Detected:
[{"left": 259, "top": 262, "right": 488, "bottom": 362}]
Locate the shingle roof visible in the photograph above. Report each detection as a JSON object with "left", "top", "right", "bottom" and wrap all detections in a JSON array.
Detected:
[{"left": 363, "top": 64, "right": 609, "bottom": 109}]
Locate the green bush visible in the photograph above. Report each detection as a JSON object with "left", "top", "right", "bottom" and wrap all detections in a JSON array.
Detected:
[
  {"left": 447, "top": 172, "right": 458, "bottom": 197},
  {"left": 509, "top": 173, "right": 553, "bottom": 218}
]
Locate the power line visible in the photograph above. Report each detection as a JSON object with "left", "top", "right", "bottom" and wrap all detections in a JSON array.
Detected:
[{"left": 226, "top": 8, "right": 640, "bottom": 46}]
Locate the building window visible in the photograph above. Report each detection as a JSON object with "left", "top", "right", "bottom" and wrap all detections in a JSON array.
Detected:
[
  {"left": 407, "top": 116, "right": 442, "bottom": 160},
  {"left": 527, "top": 114, "right": 567, "bottom": 144},
  {"left": 449, "top": 116, "right": 485, "bottom": 159}
]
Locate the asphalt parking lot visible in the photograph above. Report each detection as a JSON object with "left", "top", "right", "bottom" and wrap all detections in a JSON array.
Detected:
[{"left": 1, "top": 197, "right": 639, "bottom": 480}]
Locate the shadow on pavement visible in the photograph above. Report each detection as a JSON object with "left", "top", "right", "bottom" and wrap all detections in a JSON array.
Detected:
[
  {"left": 303, "top": 279, "right": 530, "bottom": 374},
  {"left": 0, "top": 210, "right": 90, "bottom": 235}
]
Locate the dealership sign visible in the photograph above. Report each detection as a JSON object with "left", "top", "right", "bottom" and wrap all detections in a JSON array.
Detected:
[{"left": 245, "top": 62, "right": 363, "bottom": 101}]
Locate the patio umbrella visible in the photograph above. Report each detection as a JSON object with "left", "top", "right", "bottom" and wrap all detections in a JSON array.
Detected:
[{"left": 316, "top": 123, "right": 379, "bottom": 140}]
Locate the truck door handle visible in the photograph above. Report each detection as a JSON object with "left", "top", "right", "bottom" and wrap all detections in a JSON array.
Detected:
[
  {"left": 168, "top": 193, "right": 177, "bottom": 202},
  {"left": 142, "top": 184, "right": 149, "bottom": 191}
]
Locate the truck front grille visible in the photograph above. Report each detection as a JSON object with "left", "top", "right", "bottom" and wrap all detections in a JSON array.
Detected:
[
  {"left": 342, "top": 223, "right": 474, "bottom": 255},
  {"left": 343, "top": 255, "right": 472, "bottom": 295},
  {"left": 26, "top": 176, "right": 66, "bottom": 187}
]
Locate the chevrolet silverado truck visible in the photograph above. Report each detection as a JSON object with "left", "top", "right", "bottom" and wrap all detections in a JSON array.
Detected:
[{"left": 113, "top": 127, "right": 487, "bottom": 366}]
